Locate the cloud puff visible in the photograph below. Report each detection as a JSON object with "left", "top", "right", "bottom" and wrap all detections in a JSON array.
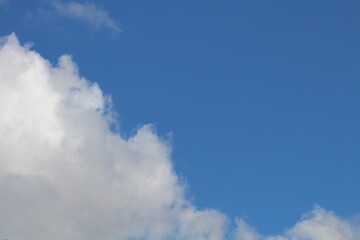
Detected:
[
  {"left": 0, "top": 33, "right": 226, "bottom": 240},
  {"left": 235, "top": 206, "right": 360, "bottom": 240},
  {"left": 0, "top": 33, "right": 360, "bottom": 240},
  {"left": 53, "top": 1, "right": 121, "bottom": 33}
]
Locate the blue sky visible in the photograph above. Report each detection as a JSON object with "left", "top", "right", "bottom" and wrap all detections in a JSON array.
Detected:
[{"left": 1, "top": 0, "right": 360, "bottom": 238}]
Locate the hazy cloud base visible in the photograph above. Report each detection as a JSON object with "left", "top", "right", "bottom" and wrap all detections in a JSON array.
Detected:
[{"left": 0, "top": 34, "right": 359, "bottom": 240}]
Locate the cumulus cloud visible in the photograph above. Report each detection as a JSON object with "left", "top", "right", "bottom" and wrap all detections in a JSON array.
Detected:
[
  {"left": 0, "top": 33, "right": 359, "bottom": 240},
  {"left": 0, "top": 33, "right": 225, "bottom": 240},
  {"left": 53, "top": 1, "right": 121, "bottom": 32},
  {"left": 235, "top": 206, "right": 360, "bottom": 240}
]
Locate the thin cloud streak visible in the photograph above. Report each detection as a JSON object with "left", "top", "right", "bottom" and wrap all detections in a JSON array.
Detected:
[
  {"left": 53, "top": 1, "right": 121, "bottom": 33},
  {"left": 0, "top": 0, "right": 8, "bottom": 6}
]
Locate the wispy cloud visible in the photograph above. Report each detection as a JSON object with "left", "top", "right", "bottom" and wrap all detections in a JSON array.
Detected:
[
  {"left": 53, "top": 1, "right": 121, "bottom": 33},
  {"left": 0, "top": 0, "right": 8, "bottom": 6}
]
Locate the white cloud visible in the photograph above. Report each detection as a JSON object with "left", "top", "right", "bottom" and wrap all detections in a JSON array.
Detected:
[
  {"left": 235, "top": 206, "right": 360, "bottom": 240},
  {"left": 53, "top": 1, "right": 121, "bottom": 33},
  {"left": 0, "top": 33, "right": 226, "bottom": 240},
  {"left": 1, "top": 33, "right": 360, "bottom": 240}
]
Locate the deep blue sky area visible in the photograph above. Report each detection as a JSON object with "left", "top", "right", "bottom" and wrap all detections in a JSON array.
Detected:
[{"left": 1, "top": 0, "right": 360, "bottom": 235}]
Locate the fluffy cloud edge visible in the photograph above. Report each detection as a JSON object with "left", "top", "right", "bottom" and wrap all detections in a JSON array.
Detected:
[
  {"left": 0, "top": 33, "right": 227, "bottom": 240},
  {"left": 235, "top": 206, "right": 360, "bottom": 240},
  {"left": 0, "top": 33, "right": 359, "bottom": 240}
]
